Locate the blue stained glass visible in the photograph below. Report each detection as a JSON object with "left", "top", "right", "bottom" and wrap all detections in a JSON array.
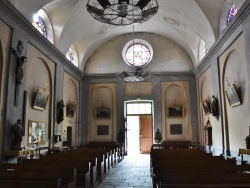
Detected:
[
  {"left": 66, "top": 48, "right": 74, "bottom": 63},
  {"left": 227, "top": 4, "right": 238, "bottom": 25},
  {"left": 32, "top": 14, "right": 47, "bottom": 38}
]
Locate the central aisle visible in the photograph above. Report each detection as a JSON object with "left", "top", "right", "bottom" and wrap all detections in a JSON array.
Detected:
[{"left": 97, "top": 154, "right": 153, "bottom": 187}]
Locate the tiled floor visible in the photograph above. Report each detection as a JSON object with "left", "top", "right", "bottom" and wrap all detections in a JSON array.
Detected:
[{"left": 97, "top": 154, "right": 153, "bottom": 188}]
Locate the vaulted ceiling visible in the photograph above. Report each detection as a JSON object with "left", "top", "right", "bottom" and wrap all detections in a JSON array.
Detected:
[{"left": 8, "top": 0, "right": 246, "bottom": 72}]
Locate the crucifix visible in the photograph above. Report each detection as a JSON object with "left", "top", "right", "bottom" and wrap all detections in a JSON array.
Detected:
[{"left": 11, "top": 41, "right": 27, "bottom": 107}]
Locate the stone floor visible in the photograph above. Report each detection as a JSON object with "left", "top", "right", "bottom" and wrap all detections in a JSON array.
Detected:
[{"left": 97, "top": 154, "right": 153, "bottom": 188}]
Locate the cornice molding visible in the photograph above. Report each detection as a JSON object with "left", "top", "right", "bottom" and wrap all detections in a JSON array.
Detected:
[
  {"left": 0, "top": 0, "right": 84, "bottom": 79},
  {"left": 193, "top": 1, "right": 250, "bottom": 76}
]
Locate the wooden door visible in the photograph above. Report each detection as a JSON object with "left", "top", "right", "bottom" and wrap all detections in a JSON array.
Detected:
[{"left": 140, "top": 116, "right": 153, "bottom": 154}]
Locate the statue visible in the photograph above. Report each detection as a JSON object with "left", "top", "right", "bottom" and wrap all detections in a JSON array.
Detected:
[
  {"left": 12, "top": 119, "right": 24, "bottom": 150},
  {"left": 116, "top": 129, "right": 125, "bottom": 146},
  {"left": 154, "top": 128, "right": 162, "bottom": 144},
  {"left": 211, "top": 95, "right": 218, "bottom": 117},
  {"left": 16, "top": 56, "right": 27, "bottom": 84},
  {"left": 57, "top": 100, "right": 65, "bottom": 124}
]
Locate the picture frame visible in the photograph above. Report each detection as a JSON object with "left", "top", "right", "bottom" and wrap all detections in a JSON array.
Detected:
[
  {"left": 170, "top": 124, "right": 182, "bottom": 134},
  {"left": 33, "top": 89, "right": 49, "bottom": 111},
  {"left": 168, "top": 106, "right": 184, "bottom": 117},
  {"left": 201, "top": 100, "right": 211, "bottom": 115},
  {"left": 95, "top": 107, "right": 110, "bottom": 118},
  {"left": 28, "top": 119, "right": 46, "bottom": 146},
  {"left": 97, "top": 125, "right": 109, "bottom": 135},
  {"left": 66, "top": 103, "right": 77, "bottom": 117},
  {"left": 224, "top": 84, "right": 241, "bottom": 107}
]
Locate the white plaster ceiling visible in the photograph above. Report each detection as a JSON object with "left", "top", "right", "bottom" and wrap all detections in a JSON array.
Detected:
[{"left": 8, "top": 0, "right": 246, "bottom": 73}]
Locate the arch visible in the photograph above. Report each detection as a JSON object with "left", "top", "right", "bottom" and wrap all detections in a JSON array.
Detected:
[
  {"left": 25, "top": 56, "right": 53, "bottom": 148},
  {"left": 163, "top": 84, "right": 190, "bottom": 141},
  {"left": 65, "top": 78, "right": 78, "bottom": 146},
  {"left": 221, "top": 49, "right": 247, "bottom": 154},
  {"left": 91, "top": 86, "right": 114, "bottom": 141}
]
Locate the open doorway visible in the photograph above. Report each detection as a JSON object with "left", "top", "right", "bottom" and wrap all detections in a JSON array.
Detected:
[{"left": 125, "top": 100, "right": 154, "bottom": 155}]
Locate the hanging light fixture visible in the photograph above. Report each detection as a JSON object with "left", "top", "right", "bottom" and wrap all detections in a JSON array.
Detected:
[
  {"left": 117, "top": 25, "right": 152, "bottom": 82},
  {"left": 86, "top": 0, "right": 159, "bottom": 26}
]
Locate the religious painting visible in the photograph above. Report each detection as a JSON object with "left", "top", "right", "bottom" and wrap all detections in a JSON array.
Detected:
[
  {"left": 201, "top": 100, "right": 211, "bottom": 115},
  {"left": 170, "top": 124, "right": 182, "bottom": 134},
  {"left": 33, "top": 89, "right": 49, "bottom": 111},
  {"left": 95, "top": 107, "right": 110, "bottom": 118},
  {"left": 224, "top": 84, "right": 241, "bottom": 107},
  {"left": 97, "top": 125, "right": 109, "bottom": 135},
  {"left": 168, "top": 106, "right": 184, "bottom": 117},
  {"left": 67, "top": 103, "right": 77, "bottom": 117}
]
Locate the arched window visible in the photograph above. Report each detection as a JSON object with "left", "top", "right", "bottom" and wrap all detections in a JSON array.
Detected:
[
  {"left": 32, "top": 14, "right": 47, "bottom": 38},
  {"left": 66, "top": 48, "right": 74, "bottom": 63},
  {"left": 66, "top": 45, "right": 78, "bottom": 67},
  {"left": 227, "top": 4, "right": 238, "bottom": 25}
]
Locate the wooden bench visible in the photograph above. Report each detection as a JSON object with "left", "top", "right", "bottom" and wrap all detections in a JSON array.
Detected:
[
  {"left": 0, "top": 179, "right": 62, "bottom": 188},
  {"left": 0, "top": 168, "right": 77, "bottom": 188}
]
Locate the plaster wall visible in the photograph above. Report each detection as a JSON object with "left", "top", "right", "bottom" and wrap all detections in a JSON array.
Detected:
[
  {"left": 89, "top": 83, "right": 117, "bottom": 142},
  {"left": 85, "top": 33, "right": 193, "bottom": 74},
  {"left": 125, "top": 82, "right": 153, "bottom": 96},
  {"left": 219, "top": 34, "right": 249, "bottom": 153},
  {"left": 63, "top": 72, "right": 79, "bottom": 147},
  {"left": 0, "top": 19, "right": 12, "bottom": 159},
  {"left": 198, "top": 67, "right": 223, "bottom": 151},
  {"left": 161, "top": 81, "right": 192, "bottom": 141},
  {"left": 22, "top": 43, "right": 55, "bottom": 148}
]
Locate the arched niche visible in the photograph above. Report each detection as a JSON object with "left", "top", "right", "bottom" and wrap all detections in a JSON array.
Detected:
[
  {"left": 221, "top": 49, "right": 248, "bottom": 152},
  {"left": 24, "top": 56, "right": 53, "bottom": 148},
  {"left": 91, "top": 86, "right": 114, "bottom": 142},
  {"left": 163, "top": 84, "right": 191, "bottom": 141},
  {"left": 63, "top": 77, "right": 78, "bottom": 146}
]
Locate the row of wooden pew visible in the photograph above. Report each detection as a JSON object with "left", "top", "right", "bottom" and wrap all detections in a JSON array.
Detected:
[
  {"left": 0, "top": 144, "right": 124, "bottom": 188},
  {"left": 151, "top": 148, "right": 250, "bottom": 188}
]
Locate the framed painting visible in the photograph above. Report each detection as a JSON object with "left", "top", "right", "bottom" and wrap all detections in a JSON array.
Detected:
[
  {"left": 97, "top": 125, "right": 109, "bottom": 135},
  {"left": 67, "top": 103, "right": 77, "bottom": 117},
  {"left": 201, "top": 100, "right": 211, "bottom": 115},
  {"left": 95, "top": 107, "right": 110, "bottom": 118},
  {"left": 33, "top": 89, "right": 49, "bottom": 111},
  {"left": 224, "top": 84, "right": 241, "bottom": 107},
  {"left": 168, "top": 106, "right": 184, "bottom": 117},
  {"left": 170, "top": 124, "right": 182, "bottom": 134}
]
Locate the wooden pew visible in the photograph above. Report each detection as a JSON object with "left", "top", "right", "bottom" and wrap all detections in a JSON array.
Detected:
[
  {"left": 0, "top": 168, "right": 77, "bottom": 188},
  {"left": 0, "top": 179, "right": 62, "bottom": 188},
  {"left": 154, "top": 173, "right": 250, "bottom": 188},
  {"left": 22, "top": 159, "right": 91, "bottom": 188}
]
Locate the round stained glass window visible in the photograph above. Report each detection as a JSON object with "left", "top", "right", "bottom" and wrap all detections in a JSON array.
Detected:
[{"left": 125, "top": 43, "right": 151, "bottom": 67}]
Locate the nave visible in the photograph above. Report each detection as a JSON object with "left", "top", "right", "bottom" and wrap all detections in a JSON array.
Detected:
[{"left": 97, "top": 154, "right": 152, "bottom": 188}]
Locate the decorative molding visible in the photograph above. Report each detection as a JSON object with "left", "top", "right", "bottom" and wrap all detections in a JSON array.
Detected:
[
  {"left": 194, "top": 1, "right": 250, "bottom": 76},
  {"left": 0, "top": 1, "right": 84, "bottom": 79}
]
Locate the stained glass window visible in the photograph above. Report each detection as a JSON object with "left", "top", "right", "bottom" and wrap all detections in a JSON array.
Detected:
[
  {"left": 227, "top": 4, "right": 238, "bottom": 25},
  {"left": 66, "top": 48, "right": 74, "bottom": 63},
  {"left": 32, "top": 14, "right": 47, "bottom": 38},
  {"left": 125, "top": 43, "right": 151, "bottom": 67}
]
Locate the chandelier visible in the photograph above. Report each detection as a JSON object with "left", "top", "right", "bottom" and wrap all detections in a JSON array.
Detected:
[
  {"left": 86, "top": 0, "right": 159, "bottom": 26},
  {"left": 117, "top": 67, "right": 151, "bottom": 82}
]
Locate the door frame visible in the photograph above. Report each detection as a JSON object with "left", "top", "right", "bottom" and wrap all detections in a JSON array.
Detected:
[{"left": 124, "top": 100, "right": 154, "bottom": 155}]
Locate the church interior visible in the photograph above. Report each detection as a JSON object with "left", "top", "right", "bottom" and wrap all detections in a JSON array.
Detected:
[{"left": 1, "top": 0, "right": 250, "bottom": 187}]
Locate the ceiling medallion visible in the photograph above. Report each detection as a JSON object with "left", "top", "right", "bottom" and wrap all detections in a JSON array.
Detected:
[{"left": 86, "top": 0, "right": 159, "bottom": 26}]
